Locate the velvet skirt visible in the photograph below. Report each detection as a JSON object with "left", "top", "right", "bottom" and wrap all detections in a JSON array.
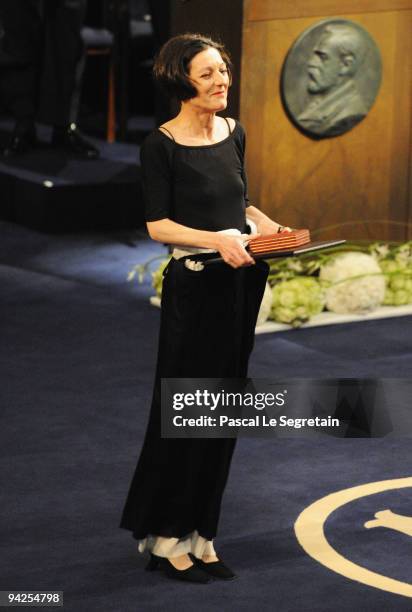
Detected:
[{"left": 119, "top": 257, "right": 268, "bottom": 541}]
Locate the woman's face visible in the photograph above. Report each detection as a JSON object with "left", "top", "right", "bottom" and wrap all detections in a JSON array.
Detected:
[{"left": 186, "top": 46, "right": 230, "bottom": 111}]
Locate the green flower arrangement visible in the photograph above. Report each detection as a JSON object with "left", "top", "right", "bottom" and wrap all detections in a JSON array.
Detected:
[
  {"left": 270, "top": 277, "right": 325, "bottom": 327},
  {"left": 128, "top": 254, "right": 171, "bottom": 297},
  {"left": 129, "top": 239, "right": 412, "bottom": 328},
  {"left": 266, "top": 240, "right": 412, "bottom": 326},
  {"left": 151, "top": 258, "right": 171, "bottom": 297}
]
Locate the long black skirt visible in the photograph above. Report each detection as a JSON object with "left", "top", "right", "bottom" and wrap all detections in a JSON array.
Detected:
[{"left": 119, "top": 257, "right": 268, "bottom": 541}]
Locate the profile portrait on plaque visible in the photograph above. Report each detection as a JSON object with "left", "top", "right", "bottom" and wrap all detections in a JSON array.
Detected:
[{"left": 281, "top": 19, "right": 382, "bottom": 138}]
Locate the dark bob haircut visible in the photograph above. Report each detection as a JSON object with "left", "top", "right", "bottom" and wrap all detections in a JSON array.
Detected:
[{"left": 153, "top": 33, "right": 233, "bottom": 101}]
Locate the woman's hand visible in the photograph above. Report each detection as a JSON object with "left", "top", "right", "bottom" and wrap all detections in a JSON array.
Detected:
[
  {"left": 245, "top": 205, "right": 292, "bottom": 236},
  {"left": 256, "top": 219, "right": 292, "bottom": 236},
  {"left": 214, "top": 233, "right": 259, "bottom": 268}
]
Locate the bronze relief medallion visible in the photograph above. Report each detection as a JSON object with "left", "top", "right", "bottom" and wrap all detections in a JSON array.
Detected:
[{"left": 281, "top": 19, "right": 382, "bottom": 138}]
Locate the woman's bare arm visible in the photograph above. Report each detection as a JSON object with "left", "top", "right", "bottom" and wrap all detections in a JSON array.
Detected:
[{"left": 246, "top": 205, "right": 291, "bottom": 235}]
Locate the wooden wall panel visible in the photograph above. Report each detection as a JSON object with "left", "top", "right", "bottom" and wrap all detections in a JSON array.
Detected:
[
  {"left": 388, "top": 11, "right": 412, "bottom": 240},
  {"left": 240, "top": 8, "right": 412, "bottom": 240},
  {"left": 246, "top": 0, "right": 412, "bottom": 21}
]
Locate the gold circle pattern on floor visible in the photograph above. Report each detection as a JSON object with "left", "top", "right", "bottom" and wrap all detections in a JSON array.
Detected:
[{"left": 294, "top": 477, "right": 412, "bottom": 598}]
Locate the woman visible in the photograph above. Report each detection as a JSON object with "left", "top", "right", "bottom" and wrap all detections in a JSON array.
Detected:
[{"left": 120, "top": 33, "right": 289, "bottom": 584}]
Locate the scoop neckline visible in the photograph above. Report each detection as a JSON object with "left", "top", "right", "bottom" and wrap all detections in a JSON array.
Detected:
[{"left": 157, "top": 119, "right": 238, "bottom": 149}]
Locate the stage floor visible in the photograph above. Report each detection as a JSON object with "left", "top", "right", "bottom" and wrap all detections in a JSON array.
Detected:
[{"left": 1, "top": 222, "right": 411, "bottom": 611}]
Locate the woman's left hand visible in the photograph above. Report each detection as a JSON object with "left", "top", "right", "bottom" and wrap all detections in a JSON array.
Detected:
[{"left": 257, "top": 219, "right": 292, "bottom": 236}]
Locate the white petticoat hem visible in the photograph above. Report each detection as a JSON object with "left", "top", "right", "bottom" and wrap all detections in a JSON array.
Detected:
[{"left": 137, "top": 530, "right": 216, "bottom": 559}]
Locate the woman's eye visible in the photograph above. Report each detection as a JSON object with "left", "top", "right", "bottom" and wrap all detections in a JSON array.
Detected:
[{"left": 220, "top": 69, "right": 228, "bottom": 74}]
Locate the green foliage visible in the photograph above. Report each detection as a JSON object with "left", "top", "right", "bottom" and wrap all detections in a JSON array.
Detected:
[
  {"left": 370, "top": 241, "right": 412, "bottom": 305},
  {"left": 130, "top": 240, "right": 412, "bottom": 326},
  {"left": 128, "top": 254, "right": 171, "bottom": 297},
  {"left": 151, "top": 258, "right": 171, "bottom": 297}
]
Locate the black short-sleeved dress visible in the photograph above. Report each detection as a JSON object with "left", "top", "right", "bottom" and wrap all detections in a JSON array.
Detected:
[{"left": 119, "top": 118, "right": 268, "bottom": 556}]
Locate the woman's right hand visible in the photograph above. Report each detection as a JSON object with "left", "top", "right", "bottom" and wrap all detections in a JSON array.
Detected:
[{"left": 214, "top": 233, "right": 259, "bottom": 268}]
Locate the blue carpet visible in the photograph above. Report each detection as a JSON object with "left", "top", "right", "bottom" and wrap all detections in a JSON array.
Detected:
[{"left": 1, "top": 221, "right": 411, "bottom": 611}]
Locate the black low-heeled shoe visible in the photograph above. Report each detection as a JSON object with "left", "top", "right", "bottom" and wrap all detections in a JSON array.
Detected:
[
  {"left": 193, "top": 556, "right": 237, "bottom": 580},
  {"left": 145, "top": 553, "right": 212, "bottom": 584}
]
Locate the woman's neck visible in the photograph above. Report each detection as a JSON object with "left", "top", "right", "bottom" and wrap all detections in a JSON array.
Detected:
[{"left": 173, "top": 105, "right": 217, "bottom": 139}]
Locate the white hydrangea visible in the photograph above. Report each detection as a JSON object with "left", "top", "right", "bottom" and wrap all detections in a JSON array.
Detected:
[
  {"left": 256, "top": 283, "right": 273, "bottom": 326},
  {"left": 320, "top": 252, "right": 385, "bottom": 314}
]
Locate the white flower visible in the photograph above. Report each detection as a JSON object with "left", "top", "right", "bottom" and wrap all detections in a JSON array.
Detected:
[
  {"left": 371, "top": 243, "right": 390, "bottom": 260},
  {"left": 256, "top": 283, "right": 273, "bottom": 326},
  {"left": 320, "top": 252, "right": 385, "bottom": 314}
]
